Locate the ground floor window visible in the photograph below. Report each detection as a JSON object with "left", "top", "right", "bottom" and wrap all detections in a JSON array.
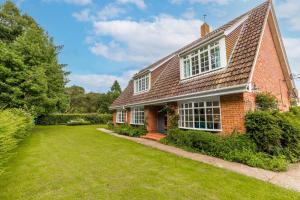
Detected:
[
  {"left": 116, "top": 110, "right": 126, "bottom": 123},
  {"left": 179, "top": 99, "right": 221, "bottom": 131},
  {"left": 131, "top": 107, "right": 144, "bottom": 125}
]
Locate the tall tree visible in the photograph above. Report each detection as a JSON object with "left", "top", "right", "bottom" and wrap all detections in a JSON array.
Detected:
[{"left": 0, "top": 1, "right": 68, "bottom": 116}]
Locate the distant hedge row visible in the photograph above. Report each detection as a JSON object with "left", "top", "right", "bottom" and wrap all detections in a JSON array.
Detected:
[
  {"left": 36, "top": 113, "right": 112, "bottom": 125},
  {"left": 0, "top": 109, "right": 34, "bottom": 174}
]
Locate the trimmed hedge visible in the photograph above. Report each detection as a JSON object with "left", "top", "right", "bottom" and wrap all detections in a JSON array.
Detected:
[
  {"left": 0, "top": 109, "right": 34, "bottom": 174},
  {"left": 36, "top": 113, "right": 112, "bottom": 125},
  {"left": 109, "top": 124, "right": 147, "bottom": 137},
  {"left": 163, "top": 129, "right": 288, "bottom": 171}
]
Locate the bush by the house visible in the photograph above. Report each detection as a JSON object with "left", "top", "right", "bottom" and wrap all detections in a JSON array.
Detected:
[
  {"left": 109, "top": 124, "right": 147, "bottom": 137},
  {"left": 0, "top": 109, "right": 34, "bottom": 174},
  {"left": 245, "top": 111, "right": 300, "bottom": 162},
  {"left": 66, "top": 119, "right": 91, "bottom": 126},
  {"left": 255, "top": 92, "right": 278, "bottom": 111},
  {"left": 36, "top": 113, "right": 112, "bottom": 125},
  {"left": 163, "top": 129, "right": 289, "bottom": 171}
]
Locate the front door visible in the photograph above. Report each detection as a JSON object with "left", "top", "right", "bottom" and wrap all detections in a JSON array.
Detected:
[{"left": 157, "top": 109, "right": 167, "bottom": 134}]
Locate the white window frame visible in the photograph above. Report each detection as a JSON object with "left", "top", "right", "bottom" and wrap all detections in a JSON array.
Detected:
[
  {"left": 180, "top": 37, "right": 227, "bottom": 80},
  {"left": 134, "top": 73, "right": 151, "bottom": 94},
  {"left": 116, "top": 110, "right": 126, "bottom": 123},
  {"left": 130, "top": 107, "right": 145, "bottom": 125},
  {"left": 178, "top": 97, "right": 222, "bottom": 132}
]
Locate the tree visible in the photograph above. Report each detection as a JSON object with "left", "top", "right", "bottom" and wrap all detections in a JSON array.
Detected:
[
  {"left": 110, "top": 80, "right": 121, "bottom": 94},
  {"left": 0, "top": 1, "right": 69, "bottom": 116},
  {"left": 65, "top": 81, "right": 122, "bottom": 114}
]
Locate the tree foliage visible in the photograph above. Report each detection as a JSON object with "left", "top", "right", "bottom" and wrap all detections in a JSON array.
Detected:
[
  {"left": 65, "top": 81, "right": 121, "bottom": 113},
  {"left": 0, "top": 1, "right": 68, "bottom": 116}
]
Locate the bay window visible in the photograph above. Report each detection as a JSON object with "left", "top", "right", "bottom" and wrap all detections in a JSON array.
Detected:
[
  {"left": 181, "top": 38, "right": 226, "bottom": 79},
  {"left": 116, "top": 110, "right": 126, "bottom": 123},
  {"left": 179, "top": 99, "right": 221, "bottom": 131},
  {"left": 134, "top": 73, "right": 150, "bottom": 94},
  {"left": 131, "top": 107, "right": 144, "bottom": 125}
]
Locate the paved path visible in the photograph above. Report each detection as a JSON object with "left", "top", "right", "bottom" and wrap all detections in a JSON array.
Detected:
[{"left": 97, "top": 128, "right": 300, "bottom": 192}]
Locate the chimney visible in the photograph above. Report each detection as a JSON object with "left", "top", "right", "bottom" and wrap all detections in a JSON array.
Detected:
[{"left": 201, "top": 22, "right": 210, "bottom": 38}]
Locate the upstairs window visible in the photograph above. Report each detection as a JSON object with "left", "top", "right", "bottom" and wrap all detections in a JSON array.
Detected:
[
  {"left": 134, "top": 73, "right": 150, "bottom": 94},
  {"left": 116, "top": 110, "right": 126, "bottom": 123},
  {"left": 180, "top": 38, "right": 226, "bottom": 79}
]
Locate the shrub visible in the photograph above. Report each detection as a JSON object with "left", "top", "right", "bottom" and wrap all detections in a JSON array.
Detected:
[
  {"left": 255, "top": 92, "right": 278, "bottom": 111},
  {"left": 245, "top": 111, "right": 282, "bottom": 154},
  {"left": 164, "top": 129, "right": 289, "bottom": 171},
  {"left": 109, "top": 124, "right": 147, "bottom": 137},
  {"left": 66, "top": 119, "right": 91, "bottom": 126},
  {"left": 36, "top": 113, "right": 112, "bottom": 125},
  {"left": 0, "top": 109, "right": 34, "bottom": 174},
  {"left": 245, "top": 110, "right": 300, "bottom": 162}
]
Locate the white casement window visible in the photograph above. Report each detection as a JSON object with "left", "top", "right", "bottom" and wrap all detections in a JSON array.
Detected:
[
  {"left": 116, "top": 110, "right": 126, "bottom": 123},
  {"left": 131, "top": 107, "right": 144, "bottom": 125},
  {"left": 180, "top": 38, "right": 226, "bottom": 79},
  {"left": 134, "top": 73, "right": 150, "bottom": 94},
  {"left": 179, "top": 99, "right": 221, "bottom": 131}
]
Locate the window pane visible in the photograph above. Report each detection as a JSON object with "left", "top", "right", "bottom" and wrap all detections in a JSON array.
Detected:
[
  {"left": 207, "top": 115, "right": 213, "bottom": 122},
  {"left": 213, "top": 108, "right": 220, "bottom": 114},
  {"left": 210, "top": 45, "right": 220, "bottom": 70},
  {"left": 207, "top": 122, "right": 213, "bottom": 129},
  {"left": 206, "top": 108, "right": 213, "bottom": 115}
]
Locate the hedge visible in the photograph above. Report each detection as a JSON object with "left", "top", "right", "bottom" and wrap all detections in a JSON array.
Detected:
[
  {"left": 0, "top": 109, "right": 34, "bottom": 174},
  {"left": 108, "top": 123, "right": 147, "bottom": 137},
  {"left": 36, "top": 113, "right": 112, "bottom": 125},
  {"left": 163, "top": 129, "right": 288, "bottom": 171}
]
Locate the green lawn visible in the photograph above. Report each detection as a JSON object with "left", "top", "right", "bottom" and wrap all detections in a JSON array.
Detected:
[{"left": 0, "top": 126, "right": 299, "bottom": 200}]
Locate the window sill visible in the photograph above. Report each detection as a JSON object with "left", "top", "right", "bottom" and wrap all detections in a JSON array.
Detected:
[
  {"left": 180, "top": 67, "right": 225, "bottom": 82},
  {"left": 179, "top": 126, "right": 222, "bottom": 132},
  {"left": 130, "top": 123, "right": 145, "bottom": 126},
  {"left": 133, "top": 90, "right": 150, "bottom": 96}
]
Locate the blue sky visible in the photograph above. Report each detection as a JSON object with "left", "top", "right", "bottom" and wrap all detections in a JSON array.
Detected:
[{"left": 2, "top": 0, "right": 300, "bottom": 93}]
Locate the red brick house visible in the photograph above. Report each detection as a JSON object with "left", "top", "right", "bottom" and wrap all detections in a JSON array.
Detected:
[{"left": 111, "top": 1, "right": 298, "bottom": 134}]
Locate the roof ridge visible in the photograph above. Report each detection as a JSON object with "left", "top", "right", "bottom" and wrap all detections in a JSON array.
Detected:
[{"left": 136, "top": 1, "right": 270, "bottom": 76}]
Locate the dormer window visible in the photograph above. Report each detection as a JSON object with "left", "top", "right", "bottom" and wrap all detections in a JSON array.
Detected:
[
  {"left": 134, "top": 73, "right": 150, "bottom": 94},
  {"left": 180, "top": 38, "right": 227, "bottom": 80}
]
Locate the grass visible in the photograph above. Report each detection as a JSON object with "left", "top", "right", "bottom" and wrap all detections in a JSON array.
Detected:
[{"left": 0, "top": 125, "right": 299, "bottom": 200}]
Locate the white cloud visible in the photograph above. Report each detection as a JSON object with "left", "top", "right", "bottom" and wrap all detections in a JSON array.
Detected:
[
  {"left": 72, "top": 9, "right": 92, "bottom": 22},
  {"left": 90, "top": 15, "right": 202, "bottom": 63},
  {"left": 277, "top": 0, "right": 300, "bottom": 31},
  {"left": 170, "top": 0, "right": 231, "bottom": 5},
  {"left": 44, "top": 0, "right": 92, "bottom": 6},
  {"left": 117, "top": 0, "right": 146, "bottom": 9},
  {"left": 97, "top": 4, "right": 125, "bottom": 20},
  {"left": 68, "top": 70, "right": 137, "bottom": 92}
]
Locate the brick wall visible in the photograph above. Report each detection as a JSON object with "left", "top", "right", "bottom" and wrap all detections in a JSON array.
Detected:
[
  {"left": 221, "top": 94, "right": 245, "bottom": 134},
  {"left": 126, "top": 108, "right": 131, "bottom": 125},
  {"left": 252, "top": 22, "right": 291, "bottom": 111},
  {"left": 112, "top": 111, "right": 116, "bottom": 125},
  {"left": 145, "top": 106, "right": 158, "bottom": 133}
]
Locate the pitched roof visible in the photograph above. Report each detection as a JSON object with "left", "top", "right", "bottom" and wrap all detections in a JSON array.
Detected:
[{"left": 112, "top": 1, "right": 271, "bottom": 108}]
